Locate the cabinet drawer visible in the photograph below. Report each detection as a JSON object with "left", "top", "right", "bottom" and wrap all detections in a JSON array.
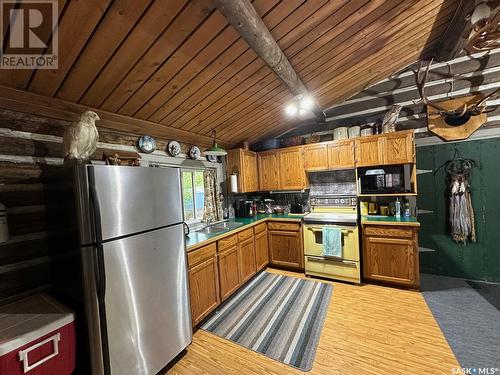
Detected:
[
  {"left": 218, "top": 234, "right": 238, "bottom": 252},
  {"left": 188, "top": 243, "right": 216, "bottom": 268},
  {"left": 267, "top": 221, "right": 300, "bottom": 232},
  {"left": 254, "top": 222, "right": 267, "bottom": 234},
  {"left": 364, "top": 226, "right": 413, "bottom": 239},
  {"left": 238, "top": 228, "right": 254, "bottom": 242},
  {"left": 305, "top": 256, "right": 360, "bottom": 284}
]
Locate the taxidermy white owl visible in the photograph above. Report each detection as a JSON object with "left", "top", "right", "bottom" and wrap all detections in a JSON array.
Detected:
[
  {"left": 382, "top": 104, "right": 402, "bottom": 132},
  {"left": 63, "top": 110, "right": 100, "bottom": 162}
]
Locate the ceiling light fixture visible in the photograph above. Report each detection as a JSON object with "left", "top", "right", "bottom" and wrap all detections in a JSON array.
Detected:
[
  {"left": 284, "top": 94, "right": 316, "bottom": 118},
  {"left": 285, "top": 103, "right": 298, "bottom": 116},
  {"left": 300, "top": 95, "right": 314, "bottom": 111},
  {"left": 204, "top": 129, "right": 227, "bottom": 156}
]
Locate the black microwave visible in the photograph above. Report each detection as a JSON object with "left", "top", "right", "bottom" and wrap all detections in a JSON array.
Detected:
[{"left": 359, "top": 166, "right": 411, "bottom": 194}]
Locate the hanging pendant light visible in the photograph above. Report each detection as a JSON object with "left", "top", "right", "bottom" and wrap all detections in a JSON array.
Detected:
[{"left": 204, "top": 129, "right": 227, "bottom": 156}]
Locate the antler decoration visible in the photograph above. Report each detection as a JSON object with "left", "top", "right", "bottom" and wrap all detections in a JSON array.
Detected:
[
  {"left": 412, "top": 58, "right": 467, "bottom": 117},
  {"left": 466, "top": 2, "right": 500, "bottom": 53},
  {"left": 412, "top": 58, "right": 500, "bottom": 119}
]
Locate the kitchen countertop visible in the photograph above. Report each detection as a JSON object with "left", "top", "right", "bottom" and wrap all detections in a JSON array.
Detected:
[
  {"left": 185, "top": 214, "right": 307, "bottom": 251},
  {"left": 361, "top": 215, "right": 420, "bottom": 227}
]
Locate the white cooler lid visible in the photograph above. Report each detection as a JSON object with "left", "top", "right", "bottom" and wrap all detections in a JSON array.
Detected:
[{"left": 0, "top": 293, "right": 74, "bottom": 355}]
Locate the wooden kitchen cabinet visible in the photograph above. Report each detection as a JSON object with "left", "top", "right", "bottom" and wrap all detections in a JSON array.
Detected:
[
  {"left": 362, "top": 224, "right": 419, "bottom": 288},
  {"left": 254, "top": 224, "right": 269, "bottom": 271},
  {"left": 218, "top": 245, "right": 241, "bottom": 301},
  {"left": 227, "top": 148, "right": 259, "bottom": 193},
  {"left": 187, "top": 243, "right": 220, "bottom": 325},
  {"left": 383, "top": 131, "right": 415, "bottom": 164},
  {"left": 238, "top": 236, "right": 257, "bottom": 284},
  {"left": 328, "top": 139, "right": 355, "bottom": 169},
  {"left": 258, "top": 151, "right": 280, "bottom": 191},
  {"left": 355, "top": 136, "right": 384, "bottom": 167},
  {"left": 303, "top": 143, "right": 329, "bottom": 171},
  {"left": 268, "top": 222, "right": 303, "bottom": 270},
  {"left": 279, "top": 147, "right": 306, "bottom": 190}
]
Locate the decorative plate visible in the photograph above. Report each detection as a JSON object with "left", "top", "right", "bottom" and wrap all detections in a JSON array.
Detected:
[
  {"left": 189, "top": 146, "right": 201, "bottom": 160},
  {"left": 206, "top": 154, "right": 218, "bottom": 162},
  {"left": 167, "top": 141, "right": 181, "bottom": 157},
  {"left": 138, "top": 135, "right": 156, "bottom": 154}
]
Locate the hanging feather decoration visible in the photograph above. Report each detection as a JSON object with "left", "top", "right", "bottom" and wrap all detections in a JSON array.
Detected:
[{"left": 448, "top": 158, "right": 476, "bottom": 244}]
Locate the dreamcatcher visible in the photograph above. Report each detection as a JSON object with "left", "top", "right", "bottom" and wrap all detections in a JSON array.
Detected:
[{"left": 446, "top": 154, "right": 476, "bottom": 244}]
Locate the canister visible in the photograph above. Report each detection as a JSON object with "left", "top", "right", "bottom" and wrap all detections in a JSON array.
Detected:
[
  {"left": 360, "top": 125, "right": 373, "bottom": 136},
  {"left": 333, "top": 127, "right": 348, "bottom": 140},
  {"left": 348, "top": 125, "right": 360, "bottom": 138}
]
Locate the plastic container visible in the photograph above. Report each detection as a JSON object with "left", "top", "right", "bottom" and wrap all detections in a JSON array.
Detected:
[{"left": 0, "top": 294, "right": 76, "bottom": 375}]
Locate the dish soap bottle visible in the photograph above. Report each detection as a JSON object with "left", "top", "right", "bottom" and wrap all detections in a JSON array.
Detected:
[{"left": 395, "top": 198, "right": 401, "bottom": 219}]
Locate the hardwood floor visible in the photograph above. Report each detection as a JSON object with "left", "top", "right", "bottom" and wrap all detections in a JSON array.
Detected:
[{"left": 167, "top": 268, "right": 459, "bottom": 375}]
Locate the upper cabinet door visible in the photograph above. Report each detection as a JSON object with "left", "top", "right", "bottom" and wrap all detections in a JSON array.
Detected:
[
  {"left": 258, "top": 151, "right": 280, "bottom": 191},
  {"left": 355, "top": 137, "right": 384, "bottom": 167},
  {"left": 279, "top": 147, "right": 306, "bottom": 190},
  {"left": 226, "top": 149, "right": 259, "bottom": 193},
  {"left": 303, "top": 143, "right": 329, "bottom": 171},
  {"left": 328, "top": 139, "right": 355, "bottom": 169},
  {"left": 242, "top": 150, "right": 259, "bottom": 192},
  {"left": 383, "top": 131, "right": 415, "bottom": 165}
]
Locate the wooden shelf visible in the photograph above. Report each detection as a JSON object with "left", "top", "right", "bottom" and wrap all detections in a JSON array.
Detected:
[{"left": 358, "top": 193, "right": 417, "bottom": 197}]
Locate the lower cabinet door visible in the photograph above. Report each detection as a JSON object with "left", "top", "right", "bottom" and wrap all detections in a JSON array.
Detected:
[
  {"left": 188, "top": 257, "right": 220, "bottom": 326},
  {"left": 364, "top": 236, "right": 417, "bottom": 286},
  {"left": 255, "top": 230, "right": 269, "bottom": 271},
  {"left": 269, "top": 230, "right": 303, "bottom": 269},
  {"left": 218, "top": 245, "right": 241, "bottom": 301},
  {"left": 239, "top": 237, "right": 257, "bottom": 284}
]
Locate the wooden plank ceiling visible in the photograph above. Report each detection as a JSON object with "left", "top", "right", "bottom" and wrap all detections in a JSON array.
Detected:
[{"left": 0, "top": 0, "right": 459, "bottom": 147}]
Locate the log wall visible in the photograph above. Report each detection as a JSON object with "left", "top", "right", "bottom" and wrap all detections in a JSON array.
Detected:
[
  {"left": 0, "top": 108, "right": 194, "bottom": 305},
  {"left": 278, "top": 48, "right": 500, "bottom": 140}
]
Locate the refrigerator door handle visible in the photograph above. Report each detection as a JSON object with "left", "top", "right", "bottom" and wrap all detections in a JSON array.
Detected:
[
  {"left": 89, "top": 171, "right": 111, "bottom": 375},
  {"left": 89, "top": 181, "right": 106, "bottom": 300}
]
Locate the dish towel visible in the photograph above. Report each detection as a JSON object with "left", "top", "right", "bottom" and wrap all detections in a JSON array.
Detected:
[{"left": 322, "top": 226, "right": 342, "bottom": 257}]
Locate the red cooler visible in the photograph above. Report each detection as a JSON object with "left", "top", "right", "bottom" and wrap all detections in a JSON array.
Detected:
[{"left": 0, "top": 294, "right": 76, "bottom": 375}]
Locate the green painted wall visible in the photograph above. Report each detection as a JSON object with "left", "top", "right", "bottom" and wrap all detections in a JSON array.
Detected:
[{"left": 417, "top": 137, "right": 500, "bottom": 282}]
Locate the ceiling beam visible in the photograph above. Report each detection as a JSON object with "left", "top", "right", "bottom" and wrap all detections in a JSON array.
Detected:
[
  {"left": 213, "top": 0, "right": 325, "bottom": 121},
  {"left": 434, "top": 0, "right": 476, "bottom": 61}
]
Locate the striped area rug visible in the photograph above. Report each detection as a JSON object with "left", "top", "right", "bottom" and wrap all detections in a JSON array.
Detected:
[{"left": 201, "top": 272, "right": 333, "bottom": 371}]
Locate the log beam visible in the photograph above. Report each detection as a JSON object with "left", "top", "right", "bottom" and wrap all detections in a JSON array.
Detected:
[
  {"left": 213, "top": 0, "right": 325, "bottom": 121},
  {"left": 435, "top": 0, "right": 476, "bottom": 61}
]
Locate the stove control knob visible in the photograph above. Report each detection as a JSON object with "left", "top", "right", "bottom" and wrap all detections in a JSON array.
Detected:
[{"left": 334, "top": 199, "right": 339, "bottom": 204}]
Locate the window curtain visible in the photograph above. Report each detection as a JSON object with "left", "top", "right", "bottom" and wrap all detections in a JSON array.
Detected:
[{"left": 203, "top": 169, "right": 223, "bottom": 222}]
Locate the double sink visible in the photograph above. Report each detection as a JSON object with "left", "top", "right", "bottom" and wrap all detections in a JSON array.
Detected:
[{"left": 195, "top": 220, "right": 244, "bottom": 235}]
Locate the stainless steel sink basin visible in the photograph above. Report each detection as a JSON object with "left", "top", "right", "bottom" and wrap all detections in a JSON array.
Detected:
[
  {"left": 196, "top": 221, "right": 243, "bottom": 235},
  {"left": 213, "top": 221, "right": 244, "bottom": 230}
]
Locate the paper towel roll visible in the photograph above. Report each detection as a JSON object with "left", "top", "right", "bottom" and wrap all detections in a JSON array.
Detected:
[{"left": 230, "top": 174, "right": 238, "bottom": 193}]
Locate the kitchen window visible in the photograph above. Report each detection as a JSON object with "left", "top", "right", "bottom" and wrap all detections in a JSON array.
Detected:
[{"left": 182, "top": 170, "right": 205, "bottom": 223}]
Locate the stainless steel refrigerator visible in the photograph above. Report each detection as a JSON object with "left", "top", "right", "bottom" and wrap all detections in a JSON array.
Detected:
[{"left": 74, "top": 164, "right": 192, "bottom": 375}]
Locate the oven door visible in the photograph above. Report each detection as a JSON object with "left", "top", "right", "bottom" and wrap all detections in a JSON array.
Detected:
[{"left": 303, "top": 223, "right": 359, "bottom": 261}]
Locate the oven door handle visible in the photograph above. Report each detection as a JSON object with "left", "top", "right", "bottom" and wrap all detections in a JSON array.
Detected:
[
  {"left": 306, "top": 226, "right": 354, "bottom": 234},
  {"left": 307, "top": 255, "right": 357, "bottom": 266}
]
